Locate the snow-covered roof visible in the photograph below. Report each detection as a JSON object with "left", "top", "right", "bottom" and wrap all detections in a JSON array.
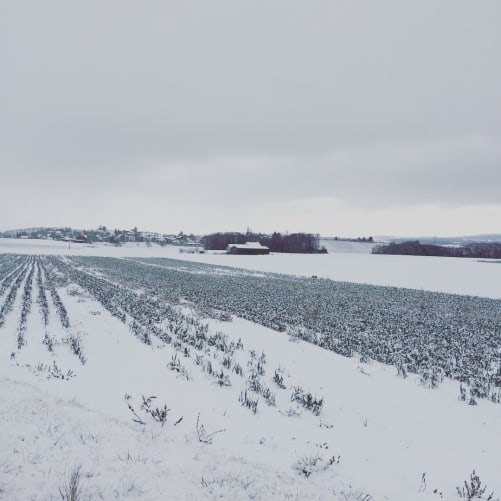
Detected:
[{"left": 227, "top": 242, "right": 269, "bottom": 250}]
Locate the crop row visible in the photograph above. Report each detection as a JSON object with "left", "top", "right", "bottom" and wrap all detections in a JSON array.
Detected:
[
  {"left": 38, "top": 259, "right": 70, "bottom": 329},
  {"left": 0, "top": 256, "right": 29, "bottom": 298},
  {"left": 17, "top": 259, "right": 35, "bottom": 349},
  {"left": 0, "top": 257, "right": 31, "bottom": 329},
  {"left": 36, "top": 259, "right": 50, "bottom": 327},
  {"left": 0, "top": 254, "right": 24, "bottom": 279}
]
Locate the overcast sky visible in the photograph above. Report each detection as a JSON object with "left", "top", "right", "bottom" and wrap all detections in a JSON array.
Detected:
[{"left": 1, "top": 1, "right": 500, "bottom": 237}]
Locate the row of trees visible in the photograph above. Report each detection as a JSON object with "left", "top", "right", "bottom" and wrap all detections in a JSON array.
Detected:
[
  {"left": 202, "top": 232, "right": 326, "bottom": 253},
  {"left": 331, "top": 236, "right": 374, "bottom": 242},
  {"left": 372, "top": 241, "right": 501, "bottom": 259}
]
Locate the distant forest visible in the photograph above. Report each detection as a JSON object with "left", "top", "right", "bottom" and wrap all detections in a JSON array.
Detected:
[
  {"left": 372, "top": 241, "right": 501, "bottom": 259},
  {"left": 202, "top": 232, "right": 327, "bottom": 253}
]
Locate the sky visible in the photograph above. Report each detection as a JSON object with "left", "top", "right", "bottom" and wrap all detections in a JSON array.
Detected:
[{"left": 1, "top": 1, "right": 500, "bottom": 238}]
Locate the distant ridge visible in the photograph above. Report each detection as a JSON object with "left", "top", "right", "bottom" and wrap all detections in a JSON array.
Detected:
[{"left": 375, "top": 234, "right": 501, "bottom": 245}]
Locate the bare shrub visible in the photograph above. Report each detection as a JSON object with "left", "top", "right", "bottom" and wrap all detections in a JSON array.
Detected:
[{"left": 456, "top": 470, "right": 497, "bottom": 500}]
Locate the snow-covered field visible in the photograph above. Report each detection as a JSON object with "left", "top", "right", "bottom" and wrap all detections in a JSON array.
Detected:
[
  {"left": 1, "top": 238, "right": 501, "bottom": 298},
  {"left": 0, "top": 243, "right": 500, "bottom": 500}
]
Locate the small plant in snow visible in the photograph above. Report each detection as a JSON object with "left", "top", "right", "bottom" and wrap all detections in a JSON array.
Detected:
[
  {"left": 291, "top": 386, "right": 324, "bottom": 416},
  {"left": 456, "top": 470, "right": 497, "bottom": 500},
  {"left": 459, "top": 383, "right": 467, "bottom": 401},
  {"left": 125, "top": 394, "right": 146, "bottom": 425},
  {"left": 65, "top": 332, "right": 86, "bottom": 365},
  {"left": 207, "top": 331, "right": 232, "bottom": 353},
  {"left": 125, "top": 394, "right": 176, "bottom": 427},
  {"left": 247, "top": 373, "right": 263, "bottom": 393},
  {"left": 167, "top": 353, "right": 191, "bottom": 380},
  {"left": 491, "top": 389, "right": 501, "bottom": 404},
  {"left": 468, "top": 394, "right": 478, "bottom": 406},
  {"left": 319, "top": 420, "right": 334, "bottom": 429},
  {"left": 246, "top": 373, "right": 275, "bottom": 405},
  {"left": 255, "top": 360, "right": 265, "bottom": 376},
  {"left": 196, "top": 413, "right": 225, "bottom": 444},
  {"left": 58, "top": 465, "right": 84, "bottom": 501},
  {"left": 206, "top": 361, "right": 213, "bottom": 376},
  {"left": 273, "top": 368, "right": 286, "bottom": 389},
  {"left": 293, "top": 454, "right": 340, "bottom": 478},
  {"left": 200, "top": 469, "right": 253, "bottom": 496},
  {"left": 247, "top": 349, "right": 266, "bottom": 376},
  {"left": 43, "top": 332, "right": 55, "bottom": 352},
  {"left": 140, "top": 395, "right": 170, "bottom": 426},
  {"left": 215, "top": 369, "right": 231, "bottom": 387},
  {"left": 239, "top": 390, "right": 258, "bottom": 414},
  {"left": 232, "top": 363, "right": 244, "bottom": 376},
  {"left": 27, "top": 361, "right": 75, "bottom": 380},
  {"left": 280, "top": 407, "right": 302, "bottom": 418},
  {"left": 261, "top": 386, "right": 276, "bottom": 406},
  {"left": 49, "top": 361, "right": 75, "bottom": 380},
  {"left": 419, "top": 472, "right": 427, "bottom": 493},
  {"left": 335, "top": 487, "right": 373, "bottom": 501}
]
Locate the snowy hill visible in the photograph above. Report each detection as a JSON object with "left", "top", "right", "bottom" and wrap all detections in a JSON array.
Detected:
[
  {"left": 0, "top": 250, "right": 500, "bottom": 500},
  {"left": 319, "top": 239, "right": 377, "bottom": 254}
]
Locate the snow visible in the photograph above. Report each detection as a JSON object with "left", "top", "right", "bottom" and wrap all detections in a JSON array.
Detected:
[
  {"left": 228, "top": 242, "right": 269, "bottom": 249},
  {"left": 1, "top": 238, "right": 501, "bottom": 299},
  {"left": 0, "top": 244, "right": 500, "bottom": 500}
]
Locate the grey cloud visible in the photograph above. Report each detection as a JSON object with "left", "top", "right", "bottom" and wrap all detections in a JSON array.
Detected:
[
  {"left": 122, "top": 135, "right": 500, "bottom": 209},
  {"left": 1, "top": 0, "right": 500, "bottom": 233}
]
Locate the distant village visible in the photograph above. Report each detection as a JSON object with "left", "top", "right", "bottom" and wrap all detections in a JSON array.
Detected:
[
  {"left": 0, "top": 226, "right": 200, "bottom": 247},
  {"left": 0, "top": 226, "right": 383, "bottom": 255}
]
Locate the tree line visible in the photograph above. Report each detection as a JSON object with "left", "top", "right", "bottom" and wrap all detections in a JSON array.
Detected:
[
  {"left": 372, "top": 241, "right": 501, "bottom": 259},
  {"left": 202, "top": 232, "right": 327, "bottom": 253}
]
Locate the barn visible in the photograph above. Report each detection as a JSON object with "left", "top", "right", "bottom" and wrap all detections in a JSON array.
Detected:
[{"left": 226, "top": 242, "right": 270, "bottom": 255}]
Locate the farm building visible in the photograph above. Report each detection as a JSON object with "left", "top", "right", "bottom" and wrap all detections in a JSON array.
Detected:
[
  {"left": 73, "top": 234, "right": 88, "bottom": 243},
  {"left": 226, "top": 242, "right": 270, "bottom": 255}
]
